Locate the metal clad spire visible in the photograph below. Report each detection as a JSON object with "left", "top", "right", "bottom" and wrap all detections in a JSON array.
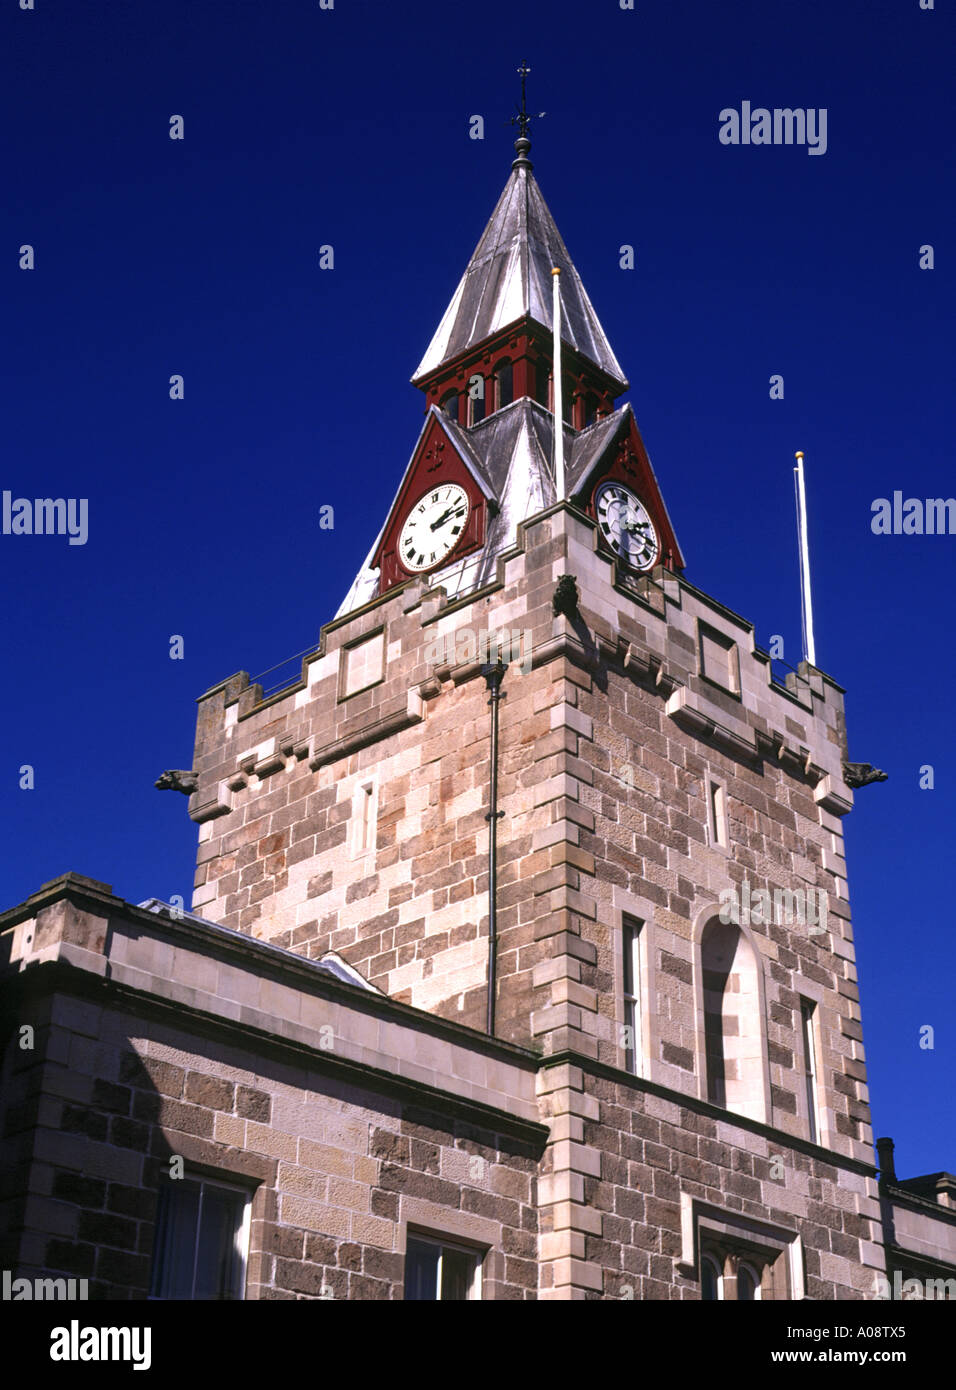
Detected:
[{"left": 412, "top": 73, "right": 626, "bottom": 388}]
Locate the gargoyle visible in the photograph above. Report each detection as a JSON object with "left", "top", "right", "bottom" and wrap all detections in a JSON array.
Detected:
[
  {"left": 842, "top": 762, "right": 888, "bottom": 789},
  {"left": 155, "top": 769, "right": 199, "bottom": 796},
  {"left": 553, "top": 574, "right": 579, "bottom": 619}
]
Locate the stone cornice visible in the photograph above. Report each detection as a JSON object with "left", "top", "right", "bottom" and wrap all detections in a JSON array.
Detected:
[{"left": 540, "top": 1048, "right": 878, "bottom": 1179}]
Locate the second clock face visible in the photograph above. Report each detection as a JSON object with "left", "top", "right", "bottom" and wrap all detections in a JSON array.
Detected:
[
  {"left": 595, "top": 481, "right": 660, "bottom": 571},
  {"left": 398, "top": 483, "right": 470, "bottom": 572}
]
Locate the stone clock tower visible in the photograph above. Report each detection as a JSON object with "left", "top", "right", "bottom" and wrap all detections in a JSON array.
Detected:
[{"left": 184, "top": 121, "right": 885, "bottom": 1298}]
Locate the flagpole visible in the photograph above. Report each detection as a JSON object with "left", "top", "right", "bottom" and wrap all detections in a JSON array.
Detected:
[
  {"left": 552, "top": 268, "right": 565, "bottom": 499},
  {"left": 793, "top": 450, "right": 816, "bottom": 667}
]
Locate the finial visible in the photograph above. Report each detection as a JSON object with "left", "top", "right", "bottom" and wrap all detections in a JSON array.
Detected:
[{"left": 509, "top": 60, "right": 546, "bottom": 168}]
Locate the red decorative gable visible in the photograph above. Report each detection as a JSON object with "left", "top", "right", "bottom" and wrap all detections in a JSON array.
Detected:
[
  {"left": 373, "top": 413, "right": 489, "bottom": 594},
  {"left": 580, "top": 416, "right": 685, "bottom": 573}
]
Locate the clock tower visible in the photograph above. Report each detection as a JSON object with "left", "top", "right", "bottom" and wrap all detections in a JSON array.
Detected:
[
  {"left": 336, "top": 125, "right": 683, "bottom": 618},
  {"left": 185, "top": 109, "right": 887, "bottom": 1300}
]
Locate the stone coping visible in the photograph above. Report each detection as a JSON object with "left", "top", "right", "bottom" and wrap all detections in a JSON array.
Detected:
[{"left": 540, "top": 1048, "right": 879, "bottom": 1180}]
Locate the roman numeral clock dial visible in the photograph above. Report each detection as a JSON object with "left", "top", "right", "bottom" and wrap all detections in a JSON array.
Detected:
[
  {"left": 398, "top": 484, "right": 470, "bottom": 573},
  {"left": 595, "top": 481, "right": 660, "bottom": 571}
]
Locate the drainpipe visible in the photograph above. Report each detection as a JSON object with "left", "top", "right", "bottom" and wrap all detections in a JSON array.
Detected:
[
  {"left": 482, "top": 658, "right": 508, "bottom": 1035},
  {"left": 876, "top": 1136, "right": 897, "bottom": 1184}
]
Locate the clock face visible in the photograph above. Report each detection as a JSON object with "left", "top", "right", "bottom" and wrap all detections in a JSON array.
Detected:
[
  {"left": 595, "top": 481, "right": 660, "bottom": 571},
  {"left": 398, "top": 483, "right": 470, "bottom": 573}
]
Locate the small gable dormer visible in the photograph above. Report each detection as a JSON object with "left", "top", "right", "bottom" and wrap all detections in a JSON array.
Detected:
[{"left": 372, "top": 410, "right": 494, "bottom": 594}]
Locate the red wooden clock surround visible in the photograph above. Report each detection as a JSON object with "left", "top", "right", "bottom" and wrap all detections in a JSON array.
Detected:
[
  {"left": 374, "top": 413, "right": 488, "bottom": 593},
  {"left": 583, "top": 420, "right": 684, "bottom": 574}
]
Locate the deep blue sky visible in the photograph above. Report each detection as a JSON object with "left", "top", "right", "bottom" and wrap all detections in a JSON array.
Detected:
[{"left": 3, "top": 0, "right": 953, "bottom": 1176}]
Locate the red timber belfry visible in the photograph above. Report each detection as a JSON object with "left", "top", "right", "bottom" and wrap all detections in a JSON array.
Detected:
[{"left": 337, "top": 127, "right": 684, "bottom": 617}]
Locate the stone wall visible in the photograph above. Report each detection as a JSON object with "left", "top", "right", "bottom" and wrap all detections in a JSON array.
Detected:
[{"left": 0, "top": 880, "right": 545, "bottom": 1300}]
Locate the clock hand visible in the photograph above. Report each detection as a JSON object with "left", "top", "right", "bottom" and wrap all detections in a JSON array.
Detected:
[{"left": 430, "top": 506, "right": 465, "bottom": 532}]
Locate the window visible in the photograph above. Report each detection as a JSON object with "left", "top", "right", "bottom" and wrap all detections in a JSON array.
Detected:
[
  {"left": 494, "top": 361, "right": 513, "bottom": 410},
  {"left": 699, "top": 623, "right": 740, "bottom": 695},
  {"left": 701, "top": 1250, "right": 764, "bottom": 1301},
  {"left": 707, "top": 779, "right": 728, "bottom": 849},
  {"left": 700, "top": 917, "right": 765, "bottom": 1121},
  {"left": 622, "top": 916, "right": 644, "bottom": 1076},
  {"left": 701, "top": 1252, "right": 722, "bottom": 1301},
  {"left": 404, "top": 1235, "right": 481, "bottom": 1300},
  {"left": 467, "top": 376, "right": 486, "bottom": 425},
  {"left": 800, "top": 998, "right": 821, "bottom": 1144},
  {"left": 535, "top": 360, "right": 550, "bottom": 408},
  {"left": 441, "top": 391, "right": 459, "bottom": 423},
  {"left": 583, "top": 392, "right": 599, "bottom": 426},
  {"left": 149, "top": 1175, "right": 250, "bottom": 1300},
  {"left": 351, "top": 779, "right": 376, "bottom": 856},
  {"left": 562, "top": 376, "right": 573, "bottom": 425},
  {"left": 682, "top": 1197, "right": 804, "bottom": 1300}
]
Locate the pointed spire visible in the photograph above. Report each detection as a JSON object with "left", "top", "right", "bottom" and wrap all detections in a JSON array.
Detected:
[{"left": 413, "top": 88, "right": 626, "bottom": 388}]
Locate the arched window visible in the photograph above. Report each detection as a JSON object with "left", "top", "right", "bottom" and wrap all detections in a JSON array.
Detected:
[
  {"left": 494, "top": 360, "right": 513, "bottom": 410},
  {"left": 441, "top": 391, "right": 459, "bottom": 423},
  {"left": 468, "top": 377, "right": 487, "bottom": 426},
  {"left": 535, "top": 360, "right": 550, "bottom": 408},
  {"left": 583, "top": 392, "right": 599, "bottom": 427},
  {"left": 701, "top": 1252, "right": 722, "bottom": 1301},
  {"left": 737, "top": 1262, "right": 761, "bottom": 1301},
  {"left": 700, "top": 917, "right": 765, "bottom": 1120}
]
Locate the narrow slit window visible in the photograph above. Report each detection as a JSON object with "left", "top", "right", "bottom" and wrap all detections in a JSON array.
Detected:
[
  {"left": 800, "top": 998, "right": 821, "bottom": 1144},
  {"left": 709, "top": 780, "right": 728, "bottom": 848},
  {"left": 353, "top": 781, "right": 375, "bottom": 855},
  {"left": 622, "top": 916, "right": 643, "bottom": 1076}
]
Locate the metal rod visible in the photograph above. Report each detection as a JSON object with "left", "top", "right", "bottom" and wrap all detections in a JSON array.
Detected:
[
  {"left": 793, "top": 450, "right": 816, "bottom": 667},
  {"left": 552, "top": 268, "right": 565, "bottom": 498},
  {"left": 482, "top": 659, "right": 507, "bottom": 1035}
]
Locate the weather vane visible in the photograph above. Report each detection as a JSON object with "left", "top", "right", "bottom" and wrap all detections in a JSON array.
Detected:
[{"left": 509, "top": 60, "right": 546, "bottom": 141}]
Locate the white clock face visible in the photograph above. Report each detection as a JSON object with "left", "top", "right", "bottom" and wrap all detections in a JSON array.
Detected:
[
  {"left": 595, "top": 481, "right": 660, "bottom": 571},
  {"left": 399, "top": 483, "right": 470, "bottom": 572}
]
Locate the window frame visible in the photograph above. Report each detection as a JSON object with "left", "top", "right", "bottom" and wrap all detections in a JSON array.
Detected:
[
  {"left": 680, "top": 1194, "right": 805, "bottom": 1300},
  {"left": 403, "top": 1232, "right": 482, "bottom": 1301},
  {"left": 350, "top": 776, "right": 378, "bottom": 858},
  {"left": 706, "top": 777, "right": 729, "bottom": 851},
  {"left": 148, "top": 1172, "right": 252, "bottom": 1302},
  {"left": 800, "top": 997, "right": 822, "bottom": 1145},
  {"left": 700, "top": 1250, "right": 723, "bottom": 1301},
  {"left": 622, "top": 915, "right": 645, "bottom": 1077},
  {"left": 736, "top": 1260, "right": 762, "bottom": 1301}
]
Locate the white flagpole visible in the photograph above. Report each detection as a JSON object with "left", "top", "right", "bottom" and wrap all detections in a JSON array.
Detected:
[
  {"left": 552, "top": 268, "right": 565, "bottom": 499},
  {"left": 793, "top": 450, "right": 816, "bottom": 667}
]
